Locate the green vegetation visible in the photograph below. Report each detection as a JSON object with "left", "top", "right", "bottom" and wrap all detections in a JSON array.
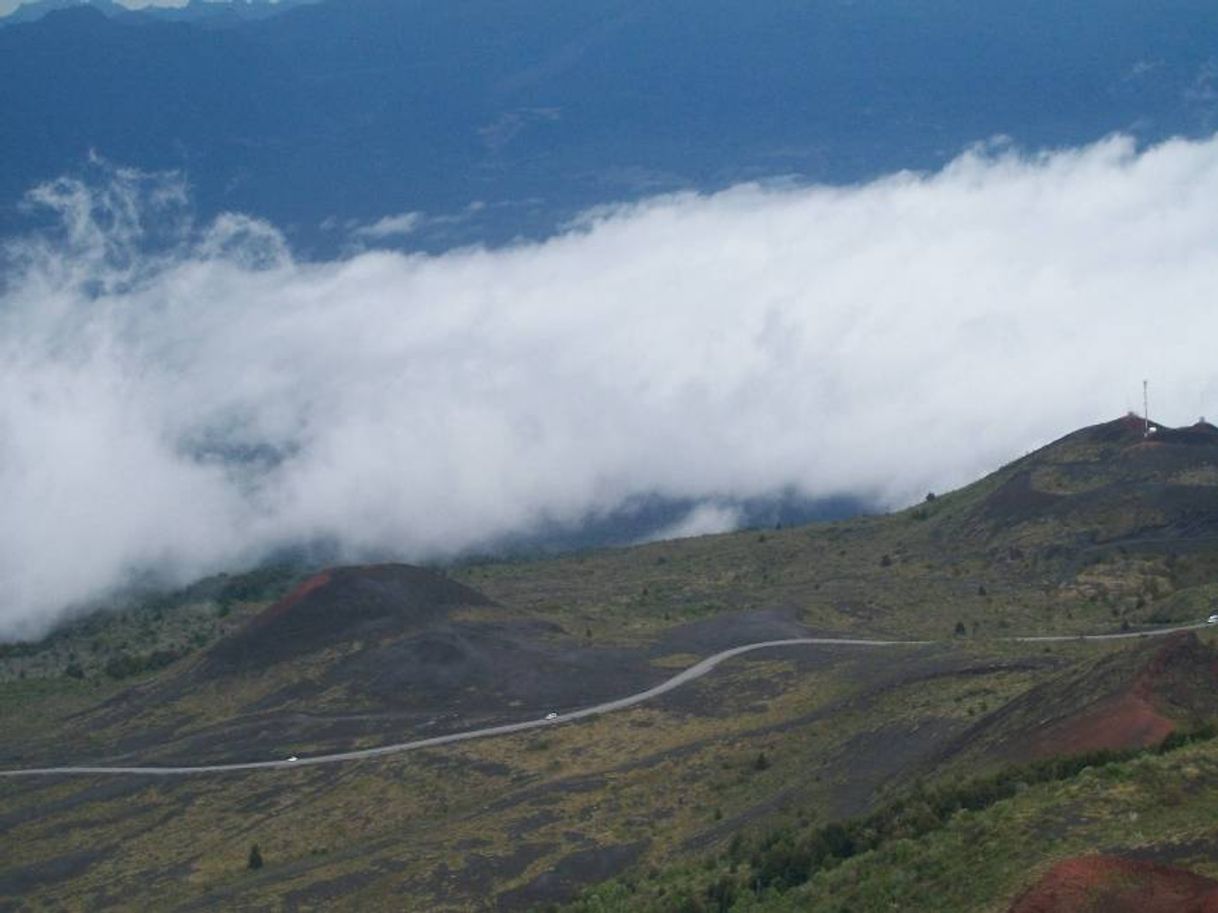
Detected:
[
  {"left": 0, "top": 564, "right": 302, "bottom": 684},
  {"left": 103, "top": 648, "right": 181, "bottom": 680},
  {"left": 557, "top": 730, "right": 1218, "bottom": 913}
]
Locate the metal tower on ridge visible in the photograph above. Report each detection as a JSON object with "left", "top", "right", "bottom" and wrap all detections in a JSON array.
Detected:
[{"left": 1143, "top": 379, "right": 1150, "bottom": 438}]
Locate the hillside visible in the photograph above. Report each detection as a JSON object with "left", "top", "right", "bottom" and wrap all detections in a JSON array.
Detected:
[
  {"left": 2, "top": 563, "right": 677, "bottom": 768},
  {"left": 950, "top": 630, "right": 1218, "bottom": 764},
  {"left": 2, "top": 416, "right": 1218, "bottom": 911},
  {"left": 558, "top": 733, "right": 1218, "bottom": 913},
  {"left": 458, "top": 415, "right": 1218, "bottom": 643}
]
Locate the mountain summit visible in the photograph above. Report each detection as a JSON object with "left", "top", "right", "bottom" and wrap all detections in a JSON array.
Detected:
[{"left": 932, "top": 414, "right": 1218, "bottom": 556}]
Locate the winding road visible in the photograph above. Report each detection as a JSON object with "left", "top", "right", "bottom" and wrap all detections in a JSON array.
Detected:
[{"left": 0, "top": 623, "right": 1208, "bottom": 778}]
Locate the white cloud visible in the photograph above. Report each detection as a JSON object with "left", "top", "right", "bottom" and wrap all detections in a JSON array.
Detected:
[
  {"left": 638, "top": 504, "right": 745, "bottom": 544},
  {"left": 3, "top": 134, "right": 1218, "bottom": 638},
  {"left": 350, "top": 211, "right": 424, "bottom": 241}
]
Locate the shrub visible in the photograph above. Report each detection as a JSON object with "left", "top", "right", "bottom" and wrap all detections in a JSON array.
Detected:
[
  {"left": 104, "top": 649, "right": 179, "bottom": 680},
  {"left": 705, "top": 874, "right": 738, "bottom": 912}
]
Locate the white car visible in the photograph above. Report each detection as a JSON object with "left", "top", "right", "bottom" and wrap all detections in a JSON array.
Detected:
[
  {"left": 545, "top": 712, "right": 558, "bottom": 721},
  {"left": 1207, "top": 614, "right": 1218, "bottom": 625},
  {"left": 286, "top": 756, "right": 299, "bottom": 762}
]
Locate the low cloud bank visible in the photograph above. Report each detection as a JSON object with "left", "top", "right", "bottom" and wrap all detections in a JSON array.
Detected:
[
  {"left": 3, "top": 135, "right": 1218, "bottom": 638},
  {"left": 638, "top": 504, "right": 746, "bottom": 545}
]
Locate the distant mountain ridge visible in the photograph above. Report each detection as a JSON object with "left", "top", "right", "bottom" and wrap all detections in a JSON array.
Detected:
[{"left": 0, "top": 0, "right": 312, "bottom": 27}]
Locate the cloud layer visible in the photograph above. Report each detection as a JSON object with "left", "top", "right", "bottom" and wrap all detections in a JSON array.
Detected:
[{"left": 3, "top": 135, "right": 1218, "bottom": 638}]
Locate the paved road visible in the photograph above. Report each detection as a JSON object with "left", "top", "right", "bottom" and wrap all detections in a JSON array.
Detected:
[
  {"left": 0, "top": 624, "right": 1208, "bottom": 778},
  {"left": 1011, "top": 622, "right": 1208, "bottom": 643}
]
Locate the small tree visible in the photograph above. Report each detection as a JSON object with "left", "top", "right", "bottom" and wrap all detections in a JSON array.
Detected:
[
  {"left": 753, "top": 751, "right": 770, "bottom": 772},
  {"left": 248, "top": 844, "right": 263, "bottom": 871},
  {"left": 954, "top": 621, "right": 967, "bottom": 637}
]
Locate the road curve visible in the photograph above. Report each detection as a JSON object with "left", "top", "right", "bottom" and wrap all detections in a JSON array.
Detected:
[{"left": 0, "top": 624, "right": 1208, "bottom": 778}]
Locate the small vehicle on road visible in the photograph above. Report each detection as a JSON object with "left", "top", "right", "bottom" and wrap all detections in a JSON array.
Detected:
[
  {"left": 544, "top": 712, "right": 558, "bottom": 721},
  {"left": 1208, "top": 614, "right": 1218, "bottom": 625},
  {"left": 286, "top": 756, "right": 299, "bottom": 762}
]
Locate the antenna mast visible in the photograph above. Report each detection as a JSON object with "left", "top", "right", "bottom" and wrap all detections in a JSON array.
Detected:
[{"left": 1143, "top": 380, "right": 1150, "bottom": 438}]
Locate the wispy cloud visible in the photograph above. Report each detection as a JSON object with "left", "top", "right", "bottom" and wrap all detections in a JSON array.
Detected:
[
  {"left": 3, "top": 134, "right": 1218, "bottom": 638},
  {"left": 351, "top": 211, "right": 424, "bottom": 240}
]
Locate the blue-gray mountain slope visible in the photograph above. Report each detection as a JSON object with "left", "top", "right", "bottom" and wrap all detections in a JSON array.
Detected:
[{"left": 1, "top": 0, "right": 1216, "bottom": 251}]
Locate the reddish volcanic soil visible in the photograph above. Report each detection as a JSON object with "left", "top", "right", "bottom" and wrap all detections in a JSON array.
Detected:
[
  {"left": 204, "top": 563, "right": 495, "bottom": 669},
  {"left": 1009, "top": 856, "right": 1218, "bottom": 913},
  {"left": 1022, "top": 632, "right": 1218, "bottom": 760},
  {"left": 245, "top": 569, "right": 334, "bottom": 630},
  {"left": 1024, "top": 690, "right": 1175, "bottom": 759}
]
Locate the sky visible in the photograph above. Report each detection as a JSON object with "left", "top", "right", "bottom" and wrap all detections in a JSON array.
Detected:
[{"left": 3, "top": 134, "right": 1218, "bottom": 639}]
